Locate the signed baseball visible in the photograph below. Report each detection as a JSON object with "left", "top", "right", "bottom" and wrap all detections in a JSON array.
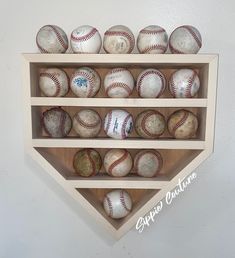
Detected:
[
  {"left": 42, "top": 107, "right": 72, "bottom": 138},
  {"left": 36, "top": 25, "right": 68, "bottom": 53},
  {"left": 73, "top": 109, "right": 101, "bottom": 138},
  {"left": 73, "top": 149, "right": 102, "bottom": 177},
  {"left": 104, "top": 68, "right": 134, "bottom": 98},
  {"left": 169, "top": 25, "right": 202, "bottom": 54},
  {"left": 104, "top": 149, "right": 133, "bottom": 177},
  {"left": 135, "top": 110, "right": 166, "bottom": 138},
  {"left": 136, "top": 69, "right": 166, "bottom": 98},
  {"left": 134, "top": 150, "right": 163, "bottom": 177},
  {"left": 70, "top": 25, "right": 102, "bottom": 53},
  {"left": 70, "top": 67, "right": 101, "bottom": 97},
  {"left": 39, "top": 68, "right": 69, "bottom": 97},
  {"left": 137, "top": 25, "right": 168, "bottom": 54},
  {"left": 169, "top": 69, "right": 200, "bottom": 98},
  {"left": 103, "top": 189, "right": 132, "bottom": 219},
  {"left": 167, "top": 109, "right": 199, "bottom": 139},
  {"left": 103, "top": 25, "right": 135, "bottom": 54},
  {"left": 104, "top": 109, "right": 133, "bottom": 139}
]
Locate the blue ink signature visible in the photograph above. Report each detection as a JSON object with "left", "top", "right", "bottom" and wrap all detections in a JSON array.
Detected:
[{"left": 74, "top": 78, "right": 88, "bottom": 87}]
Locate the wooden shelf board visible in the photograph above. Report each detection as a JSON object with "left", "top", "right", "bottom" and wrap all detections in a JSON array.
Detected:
[
  {"left": 31, "top": 97, "right": 208, "bottom": 107},
  {"left": 32, "top": 138, "right": 205, "bottom": 149}
]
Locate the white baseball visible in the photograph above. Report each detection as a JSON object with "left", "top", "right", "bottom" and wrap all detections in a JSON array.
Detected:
[
  {"left": 103, "top": 25, "right": 135, "bottom": 54},
  {"left": 169, "top": 25, "right": 202, "bottom": 54},
  {"left": 134, "top": 150, "right": 163, "bottom": 177},
  {"left": 39, "top": 68, "right": 69, "bottom": 97},
  {"left": 137, "top": 25, "right": 168, "bottom": 54},
  {"left": 73, "top": 109, "right": 101, "bottom": 138},
  {"left": 36, "top": 25, "right": 68, "bottom": 53},
  {"left": 70, "top": 25, "right": 102, "bottom": 54},
  {"left": 42, "top": 107, "right": 72, "bottom": 138},
  {"left": 136, "top": 69, "right": 166, "bottom": 98},
  {"left": 104, "top": 149, "right": 133, "bottom": 177},
  {"left": 104, "top": 109, "right": 133, "bottom": 139},
  {"left": 103, "top": 190, "right": 132, "bottom": 219},
  {"left": 104, "top": 68, "right": 134, "bottom": 98},
  {"left": 169, "top": 69, "right": 200, "bottom": 98},
  {"left": 70, "top": 67, "right": 101, "bottom": 97}
]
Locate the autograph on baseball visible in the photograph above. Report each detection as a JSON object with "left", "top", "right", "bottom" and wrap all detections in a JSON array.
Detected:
[{"left": 136, "top": 172, "right": 197, "bottom": 233}]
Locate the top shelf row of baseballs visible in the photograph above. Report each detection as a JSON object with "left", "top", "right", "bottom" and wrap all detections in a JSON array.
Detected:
[{"left": 36, "top": 24, "right": 202, "bottom": 55}]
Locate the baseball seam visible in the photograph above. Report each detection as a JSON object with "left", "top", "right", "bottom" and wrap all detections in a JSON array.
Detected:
[
  {"left": 109, "top": 68, "right": 127, "bottom": 74},
  {"left": 86, "top": 149, "right": 97, "bottom": 176},
  {"left": 71, "top": 70, "right": 95, "bottom": 97},
  {"left": 48, "top": 25, "right": 68, "bottom": 50},
  {"left": 121, "top": 114, "right": 132, "bottom": 139},
  {"left": 105, "top": 82, "right": 132, "bottom": 97},
  {"left": 105, "top": 196, "right": 113, "bottom": 217},
  {"left": 134, "top": 150, "right": 163, "bottom": 177},
  {"left": 169, "top": 73, "right": 178, "bottom": 97},
  {"left": 59, "top": 109, "right": 67, "bottom": 137},
  {"left": 74, "top": 113, "right": 101, "bottom": 129},
  {"left": 140, "top": 44, "right": 167, "bottom": 54},
  {"left": 181, "top": 25, "right": 202, "bottom": 48},
  {"left": 169, "top": 41, "right": 185, "bottom": 54},
  {"left": 141, "top": 111, "right": 164, "bottom": 138},
  {"left": 185, "top": 71, "right": 197, "bottom": 98},
  {"left": 107, "top": 150, "right": 129, "bottom": 176},
  {"left": 120, "top": 190, "right": 131, "bottom": 212},
  {"left": 137, "top": 70, "right": 166, "bottom": 98},
  {"left": 170, "top": 110, "right": 189, "bottom": 137},
  {"left": 40, "top": 72, "right": 61, "bottom": 96},
  {"left": 104, "top": 31, "right": 135, "bottom": 53},
  {"left": 140, "top": 28, "right": 166, "bottom": 35},
  {"left": 71, "top": 27, "right": 98, "bottom": 42}
]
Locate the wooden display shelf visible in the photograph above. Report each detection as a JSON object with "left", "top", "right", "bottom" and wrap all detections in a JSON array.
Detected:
[{"left": 22, "top": 53, "right": 218, "bottom": 239}]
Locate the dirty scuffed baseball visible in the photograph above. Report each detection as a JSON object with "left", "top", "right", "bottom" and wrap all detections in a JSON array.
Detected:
[
  {"left": 103, "top": 189, "right": 132, "bottom": 219},
  {"left": 42, "top": 107, "right": 72, "bottom": 138}
]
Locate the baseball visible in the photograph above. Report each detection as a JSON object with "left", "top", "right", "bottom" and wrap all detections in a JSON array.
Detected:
[
  {"left": 103, "top": 189, "right": 132, "bottom": 219},
  {"left": 36, "top": 25, "right": 68, "bottom": 53},
  {"left": 135, "top": 110, "right": 166, "bottom": 138},
  {"left": 70, "top": 67, "right": 101, "bottom": 97},
  {"left": 169, "top": 25, "right": 202, "bottom": 54},
  {"left": 73, "top": 109, "right": 101, "bottom": 138},
  {"left": 73, "top": 149, "right": 102, "bottom": 177},
  {"left": 137, "top": 25, "right": 168, "bottom": 54},
  {"left": 42, "top": 107, "right": 72, "bottom": 138},
  {"left": 136, "top": 69, "right": 166, "bottom": 98},
  {"left": 104, "top": 109, "right": 133, "bottom": 139},
  {"left": 39, "top": 68, "right": 69, "bottom": 97},
  {"left": 104, "top": 68, "right": 134, "bottom": 98},
  {"left": 167, "top": 109, "right": 199, "bottom": 139},
  {"left": 134, "top": 150, "right": 163, "bottom": 177},
  {"left": 70, "top": 25, "right": 102, "bottom": 53},
  {"left": 104, "top": 149, "right": 133, "bottom": 177},
  {"left": 103, "top": 25, "right": 135, "bottom": 54},
  {"left": 169, "top": 69, "right": 200, "bottom": 98}
]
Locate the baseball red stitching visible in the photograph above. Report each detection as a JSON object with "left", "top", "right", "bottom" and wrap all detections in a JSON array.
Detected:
[
  {"left": 140, "top": 111, "right": 165, "bottom": 138},
  {"left": 169, "top": 73, "right": 178, "bottom": 97},
  {"left": 107, "top": 150, "right": 129, "bottom": 176},
  {"left": 104, "top": 111, "right": 112, "bottom": 134},
  {"left": 71, "top": 28, "right": 98, "bottom": 42},
  {"left": 105, "top": 83, "right": 132, "bottom": 97},
  {"left": 185, "top": 71, "right": 197, "bottom": 98},
  {"left": 105, "top": 196, "right": 113, "bottom": 217},
  {"left": 48, "top": 25, "right": 68, "bottom": 51},
  {"left": 140, "top": 28, "right": 166, "bottom": 34},
  {"left": 104, "top": 31, "right": 135, "bottom": 53},
  {"left": 71, "top": 70, "right": 95, "bottom": 97},
  {"left": 170, "top": 110, "right": 189, "bottom": 137},
  {"left": 180, "top": 25, "right": 202, "bottom": 48},
  {"left": 40, "top": 72, "right": 61, "bottom": 96},
  {"left": 74, "top": 112, "right": 101, "bottom": 129},
  {"left": 134, "top": 150, "right": 163, "bottom": 177},
  {"left": 140, "top": 44, "right": 167, "bottom": 54},
  {"left": 59, "top": 108, "right": 67, "bottom": 137},
  {"left": 137, "top": 70, "right": 166, "bottom": 97},
  {"left": 121, "top": 114, "right": 132, "bottom": 139},
  {"left": 120, "top": 190, "right": 131, "bottom": 212},
  {"left": 109, "top": 68, "right": 127, "bottom": 74},
  {"left": 86, "top": 149, "right": 98, "bottom": 176}
]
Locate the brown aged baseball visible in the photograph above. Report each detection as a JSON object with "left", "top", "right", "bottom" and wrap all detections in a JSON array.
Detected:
[
  {"left": 134, "top": 150, "right": 163, "bottom": 177},
  {"left": 73, "top": 149, "right": 102, "bottom": 177},
  {"left": 167, "top": 109, "right": 199, "bottom": 139},
  {"left": 135, "top": 110, "right": 166, "bottom": 138},
  {"left": 104, "top": 149, "right": 133, "bottom": 177},
  {"left": 73, "top": 109, "right": 101, "bottom": 138},
  {"left": 42, "top": 107, "right": 72, "bottom": 138}
]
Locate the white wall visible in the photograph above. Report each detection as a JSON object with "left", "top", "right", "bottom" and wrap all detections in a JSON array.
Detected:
[{"left": 1, "top": 0, "right": 235, "bottom": 257}]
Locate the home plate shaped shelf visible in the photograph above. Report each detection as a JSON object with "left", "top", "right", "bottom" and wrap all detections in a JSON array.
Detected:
[{"left": 22, "top": 53, "right": 218, "bottom": 239}]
